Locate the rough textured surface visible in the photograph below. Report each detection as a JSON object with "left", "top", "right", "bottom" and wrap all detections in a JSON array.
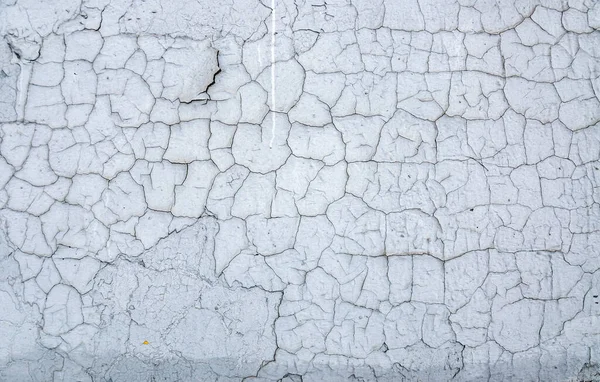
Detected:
[{"left": 0, "top": 0, "right": 599, "bottom": 381}]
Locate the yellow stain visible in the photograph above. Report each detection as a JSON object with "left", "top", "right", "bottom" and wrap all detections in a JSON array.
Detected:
[{"left": 142, "top": 340, "right": 149, "bottom": 345}]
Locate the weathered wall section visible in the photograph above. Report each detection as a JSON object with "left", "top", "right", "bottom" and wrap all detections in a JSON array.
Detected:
[{"left": 0, "top": 0, "right": 599, "bottom": 380}]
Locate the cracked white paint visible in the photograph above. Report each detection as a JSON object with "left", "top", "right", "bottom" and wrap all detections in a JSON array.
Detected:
[{"left": 0, "top": 0, "right": 599, "bottom": 381}]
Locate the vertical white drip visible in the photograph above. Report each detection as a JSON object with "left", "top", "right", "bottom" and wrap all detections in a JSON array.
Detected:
[
  {"left": 269, "top": 0, "right": 276, "bottom": 149},
  {"left": 15, "top": 62, "right": 32, "bottom": 122}
]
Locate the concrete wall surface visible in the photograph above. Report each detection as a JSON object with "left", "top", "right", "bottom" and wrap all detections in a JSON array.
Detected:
[{"left": 0, "top": 0, "right": 599, "bottom": 380}]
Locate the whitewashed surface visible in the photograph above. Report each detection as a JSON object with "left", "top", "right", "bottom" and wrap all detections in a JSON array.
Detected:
[{"left": 0, "top": 0, "right": 599, "bottom": 380}]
